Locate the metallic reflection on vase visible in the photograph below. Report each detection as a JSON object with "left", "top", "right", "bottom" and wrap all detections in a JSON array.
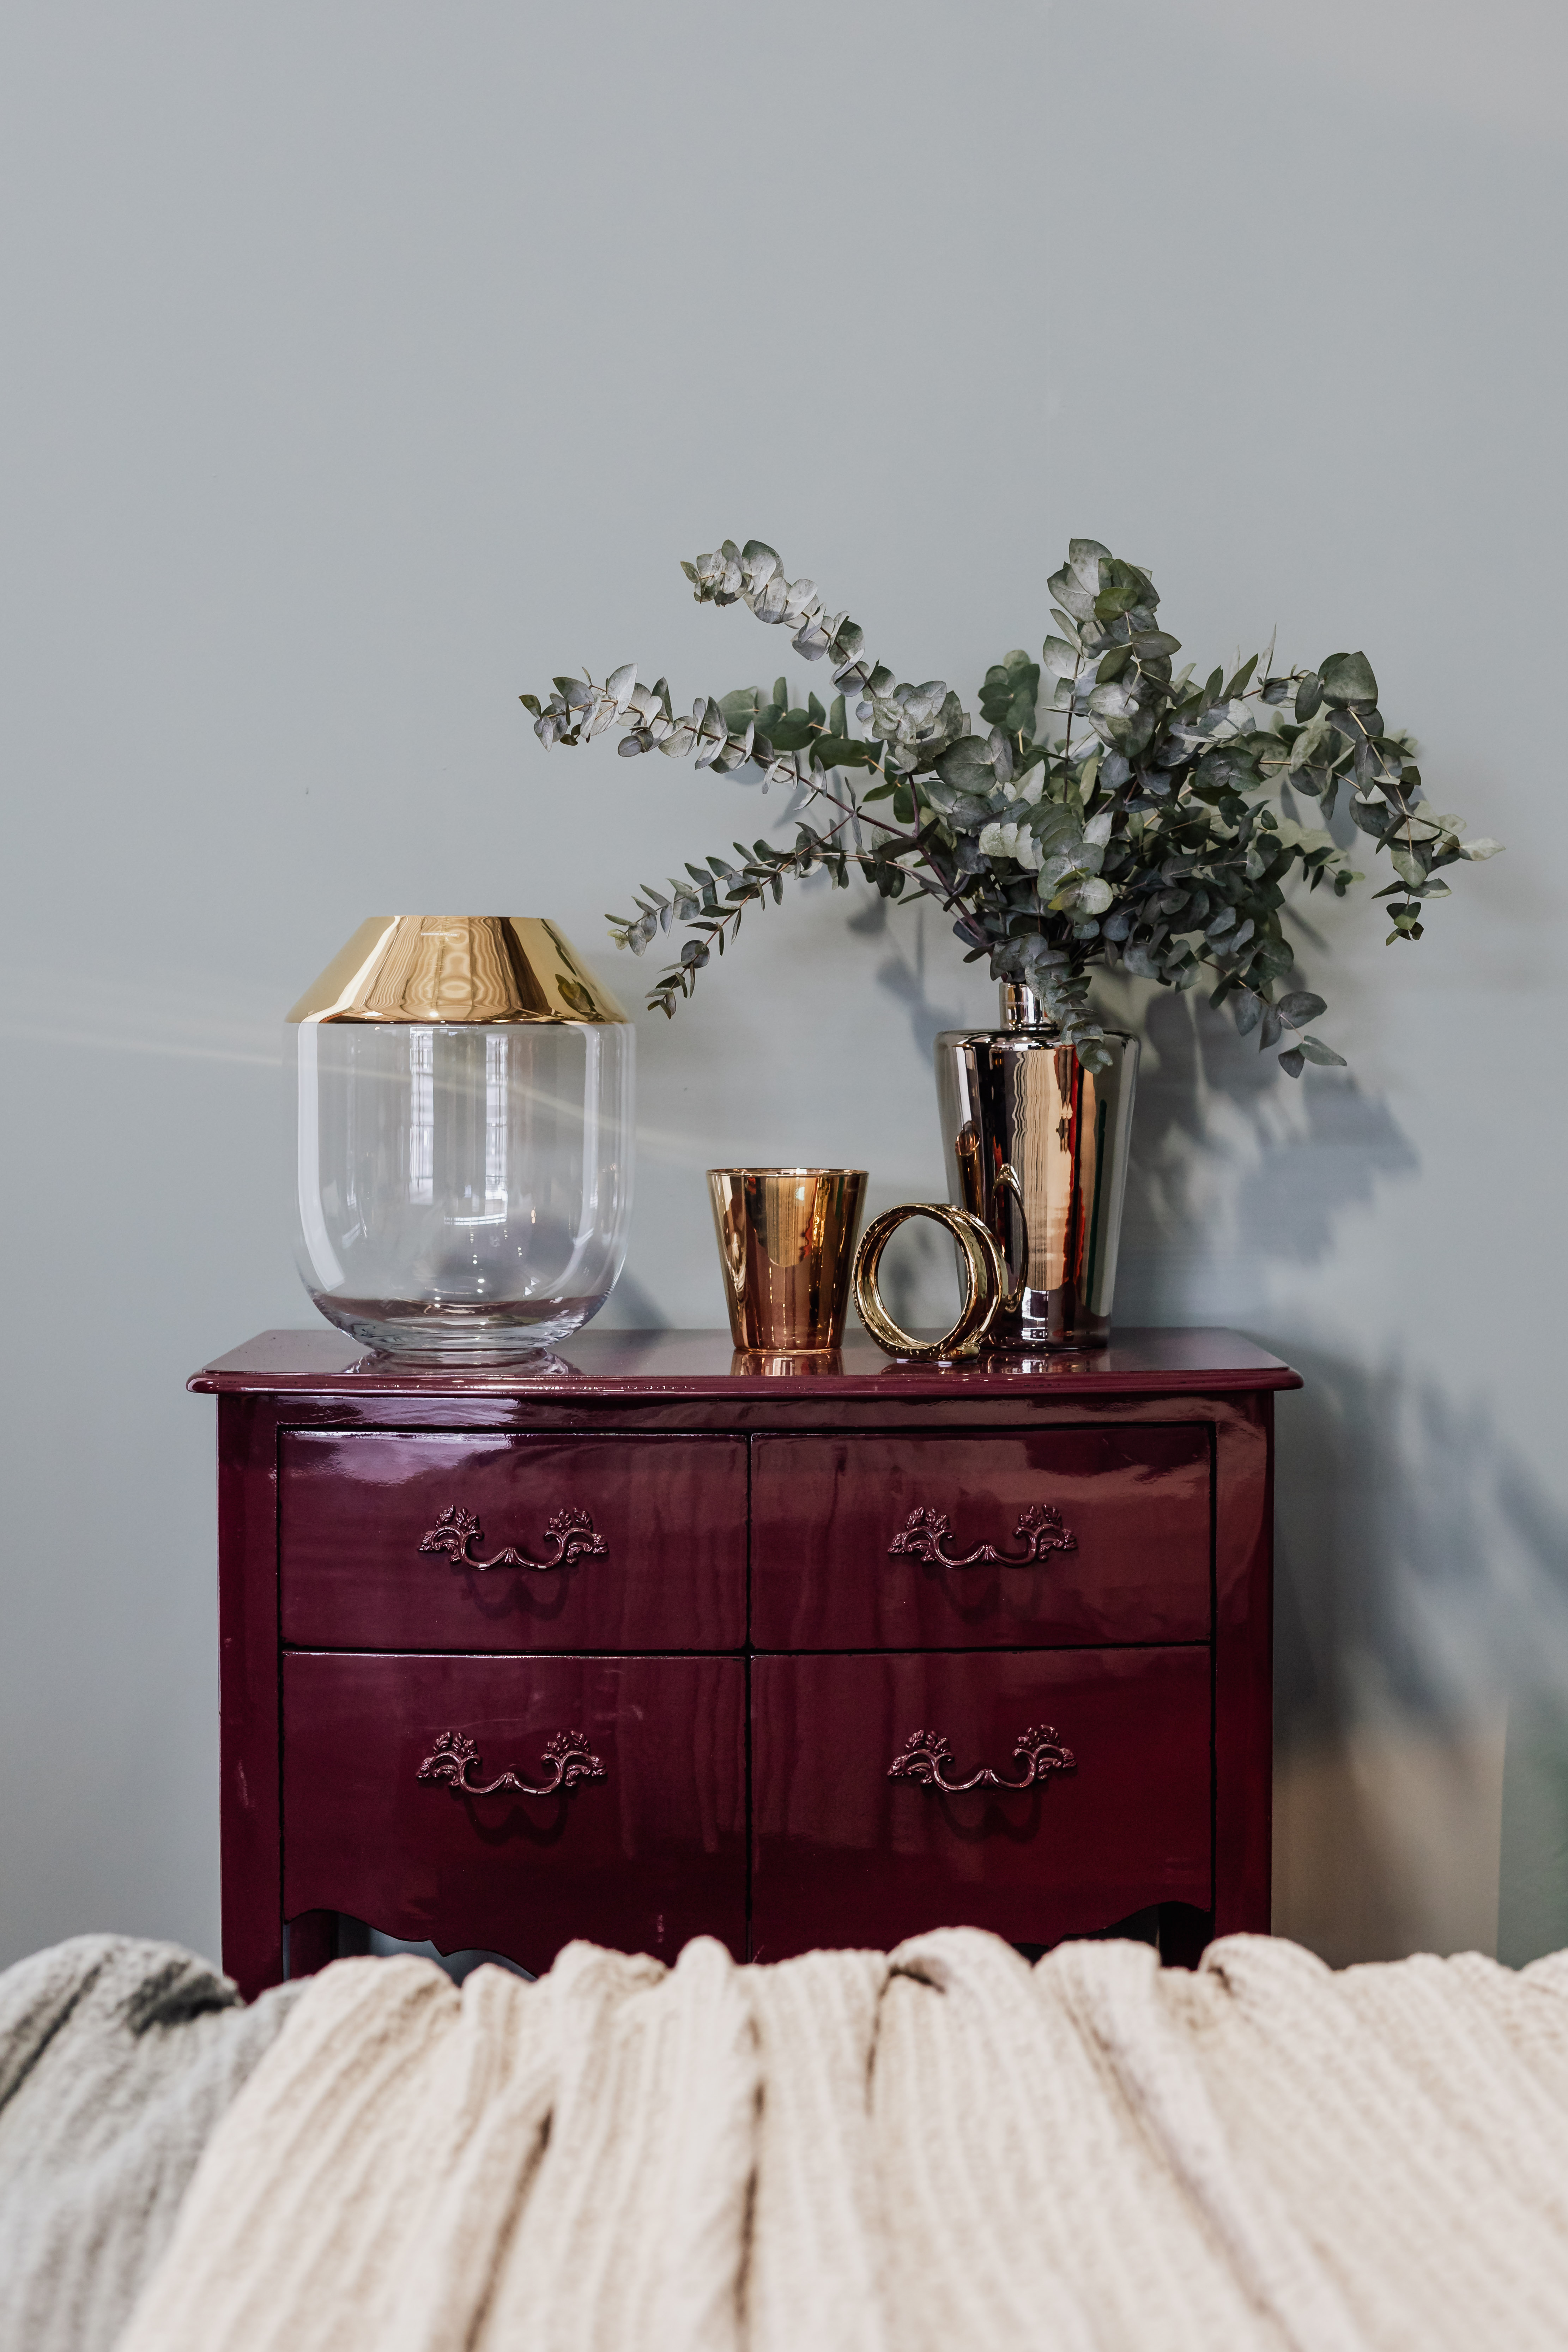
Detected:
[{"left": 934, "top": 984, "right": 1138, "bottom": 1351}]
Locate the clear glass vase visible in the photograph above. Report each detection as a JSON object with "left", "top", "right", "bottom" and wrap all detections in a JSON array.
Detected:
[{"left": 288, "top": 919, "right": 634, "bottom": 1360}]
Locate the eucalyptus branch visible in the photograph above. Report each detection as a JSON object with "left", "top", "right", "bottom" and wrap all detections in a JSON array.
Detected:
[
  {"left": 527, "top": 534, "right": 1501, "bottom": 1071},
  {"left": 608, "top": 817, "right": 858, "bottom": 1018}
]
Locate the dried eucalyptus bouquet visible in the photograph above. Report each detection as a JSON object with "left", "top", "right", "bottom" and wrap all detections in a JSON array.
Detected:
[{"left": 522, "top": 538, "right": 1498, "bottom": 1073}]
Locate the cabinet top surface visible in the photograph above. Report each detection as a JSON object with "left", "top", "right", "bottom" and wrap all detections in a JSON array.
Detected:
[{"left": 190, "top": 1326, "right": 1302, "bottom": 1401}]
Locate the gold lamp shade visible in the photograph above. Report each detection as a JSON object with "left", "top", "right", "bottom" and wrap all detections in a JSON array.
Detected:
[{"left": 287, "top": 917, "right": 629, "bottom": 1026}]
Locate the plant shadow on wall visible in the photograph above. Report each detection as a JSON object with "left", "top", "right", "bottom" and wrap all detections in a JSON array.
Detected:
[
  {"left": 1090, "top": 982, "right": 1568, "bottom": 1965},
  {"left": 1271, "top": 1344, "right": 1568, "bottom": 1969},
  {"left": 1105, "top": 982, "right": 1419, "bottom": 1323},
  {"left": 847, "top": 892, "right": 962, "bottom": 1067}
]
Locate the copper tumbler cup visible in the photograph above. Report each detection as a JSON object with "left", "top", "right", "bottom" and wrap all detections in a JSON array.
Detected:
[{"left": 707, "top": 1168, "right": 868, "bottom": 1352}]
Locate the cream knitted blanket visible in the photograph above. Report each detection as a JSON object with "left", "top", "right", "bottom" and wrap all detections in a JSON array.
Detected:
[
  {"left": 0, "top": 1935, "right": 301, "bottom": 2352},
  {"left": 119, "top": 1929, "right": 1568, "bottom": 2352}
]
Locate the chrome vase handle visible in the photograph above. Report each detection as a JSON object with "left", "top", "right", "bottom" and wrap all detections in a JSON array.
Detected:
[
  {"left": 993, "top": 1160, "right": 1029, "bottom": 1316},
  {"left": 417, "top": 1729, "right": 606, "bottom": 1799},
  {"left": 419, "top": 1503, "right": 607, "bottom": 1573},
  {"left": 888, "top": 1724, "right": 1075, "bottom": 1794},
  {"left": 888, "top": 1502, "right": 1077, "bottom": 1569}
]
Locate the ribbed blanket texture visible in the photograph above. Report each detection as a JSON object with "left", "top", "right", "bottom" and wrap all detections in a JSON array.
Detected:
[
  {"left": 0, "top": 1933, "right": 301, "bottom": 2352},
  {"left": 116, "top": 1927, "right": 1568, "bottom": 2352}
]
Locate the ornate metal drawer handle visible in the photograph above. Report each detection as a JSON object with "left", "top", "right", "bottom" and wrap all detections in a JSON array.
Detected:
[
  {"left": 417, "top": 1728, "right": 606, "bottom": 1798},
  {"left": 888, "top": 1502, "right": 1076, "bottom": 1568},
  {"left": 888, "top": 1724, "right": 1076, "bottom": 1794},
  {"left": 419, "top": 1503, "right": 607, "bottom": 1573}
]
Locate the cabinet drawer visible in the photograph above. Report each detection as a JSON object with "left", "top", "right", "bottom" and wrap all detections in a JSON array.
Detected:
[
  {"left": 282, "top": 1652, "right": 746, "bottom": 1971},
  {"left": 750, "top": 1430, "right": 1210, "bottom": 1650},
  {"left": 751, "top": 1648, "right": 1210, "bottom": 1960},
  {"left": 280, "top": 1433, "right": 746, "bottom": 1652}
]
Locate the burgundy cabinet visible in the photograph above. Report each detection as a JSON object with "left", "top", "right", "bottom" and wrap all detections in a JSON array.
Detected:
[
  {"left": 192, "top": 1327, "right": 1298, "bottom": 1999},
  {"left": 751, "top": 1648, "right": 1211, "bottom": 1960}
]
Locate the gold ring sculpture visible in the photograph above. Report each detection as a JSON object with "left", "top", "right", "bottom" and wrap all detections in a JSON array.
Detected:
[{"left": 852, "top": 1204, "right": 1004, "bottom": 1362}]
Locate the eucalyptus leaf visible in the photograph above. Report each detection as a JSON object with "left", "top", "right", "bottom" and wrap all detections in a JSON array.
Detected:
[
  {"left": 1068, "top": 539, "right": 1112, "bottom": 592},
  {"left": 937, "top": 735, "right": 1003, "bottom": 792},
  {"left": 979, "top": 650, "right": 1041, "bottom": 735},
  {"left": 1319, "top": 650, "right": 1379, "bottom": 705},
  {"left": 1094, "top": 566, "right": 1145, "bottom": 622},
  {"left": 813, "top": 734, "right": 874, "bottom": 770},
  {"left": 1048, "top": 565, "right": 1096, "bottom": 624},
  {"left": 767, "top": 712, "right": 816, "bottom": 751}
]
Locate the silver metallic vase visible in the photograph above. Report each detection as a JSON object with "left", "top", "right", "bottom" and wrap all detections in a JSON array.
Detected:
[{"left": 934, "top": 983, "right": 1139, "bottom": 1350}]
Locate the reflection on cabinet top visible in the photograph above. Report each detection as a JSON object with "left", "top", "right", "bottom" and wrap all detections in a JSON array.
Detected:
[{"left": 192, "top": 1328, "right": 1301, "bottom": 1430}]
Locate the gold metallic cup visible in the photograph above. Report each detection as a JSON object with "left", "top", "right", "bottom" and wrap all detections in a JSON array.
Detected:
[
  {"left": 708, "top": 1168, "right": 867, "bottom": 1353},
  {"left": 853, "top": 1202, "right": 1004, "bottom": 1362}
]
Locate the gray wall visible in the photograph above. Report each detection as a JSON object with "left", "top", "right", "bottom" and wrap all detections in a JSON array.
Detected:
[{"left": 3, "top": 0, "right": 1564, "bottom": 1971}]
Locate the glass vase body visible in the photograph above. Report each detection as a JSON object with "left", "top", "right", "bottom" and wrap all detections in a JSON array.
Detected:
[{"left": 288, "top": 919, "right": 634, "bottom": 1361}]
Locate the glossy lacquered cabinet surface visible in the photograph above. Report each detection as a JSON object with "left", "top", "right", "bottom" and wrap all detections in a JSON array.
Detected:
[
  {"left": 284, "top": 1652, "right": 746, "bottom": 1970},
  {"left": 751, "top": 1648, "right": 1211, "bottom": 1959},
  {"left": 280, "top": 1431, "right": 747, "bottom": 1653},
  {"left": 194, "top": 1328, "right": 1296, "bottom": 1997},
  {"left": 750, "top": 1428, "right": 1210, "bottom": 1650}
]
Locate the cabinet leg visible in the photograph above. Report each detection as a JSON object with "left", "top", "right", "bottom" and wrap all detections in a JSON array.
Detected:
[
  {"left": 284, "top": 1910, "right": 338, "bottom": 1979},
  {"left": 1158, "top": 1902, "right": 1212, "bottom": 1970}
]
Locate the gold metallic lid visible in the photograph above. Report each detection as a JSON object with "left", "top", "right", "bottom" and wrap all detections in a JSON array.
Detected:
[{"left": 287, "top": 917, "right": 630, "bottom": 1025}]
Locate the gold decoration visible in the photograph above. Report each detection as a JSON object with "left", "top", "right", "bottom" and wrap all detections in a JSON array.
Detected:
[
  {"left": 287, "top": 918, "right": 629, "bottom": 1026},
  {"left": 852, "top": 1202, "right": 1003, "bottom": 1362},
  {"left": 707, "top": 1168, "right": 867, "bottom": 1353}
]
